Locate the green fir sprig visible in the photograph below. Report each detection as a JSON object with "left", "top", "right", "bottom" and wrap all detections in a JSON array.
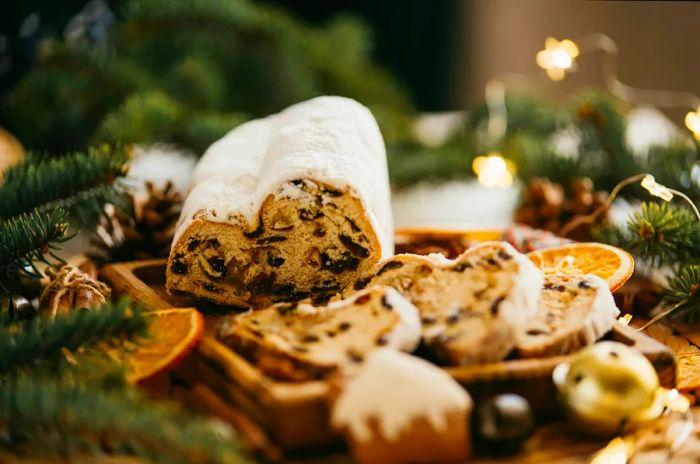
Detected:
[
  {"left": 599, "top": 200, "right": 700, "bottom": 321},
  {"left": 0, "top": 298, "right": 147, "bottom": 375},
  {"left": 0, "top": 145, "right": 128, "bottom": 220},
  {"left": 664, "top": 265, "right": 700, "bottom": 321},
  {"left": 0, "top": 208, "right": 70, "bottom": 293},
  {"left": 0, "top": 375, "right": 250, "bottom": 464},
  {"left": 621, "top": 202, "right": 700, "bottom": 267}
]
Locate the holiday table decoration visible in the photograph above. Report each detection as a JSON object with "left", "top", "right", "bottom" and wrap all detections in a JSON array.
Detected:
[{"left": 2, "top": 15, "right": 699, "bottom": 459}]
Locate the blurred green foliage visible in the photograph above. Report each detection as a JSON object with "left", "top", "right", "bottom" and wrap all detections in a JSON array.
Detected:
[{"left": 1, "top": 0, "right": 412, "bottom": 153}]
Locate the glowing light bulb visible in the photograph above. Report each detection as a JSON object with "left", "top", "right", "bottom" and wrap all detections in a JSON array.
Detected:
[
  {"left": 685, "top": 106, "right": 700, "bottom": 141},
  {"left": 641, "top": 175, "right": 674, "bottom": 201},
  {"left": 536, "top": 37, "right": 579, "bottom": 81},
  {"left": 472, "top": 152, "right": 515, "bottom": 188}
]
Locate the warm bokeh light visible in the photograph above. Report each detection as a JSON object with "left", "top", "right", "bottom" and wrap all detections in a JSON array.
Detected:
[
  {"left": 641, "top": 174, "right": 674, "bottom": 201},
  {"left": 685, "top": 106, "right": 700, "bottom": 141},
  {"left": 472, "top": 152, "right": 515, "bottom": 188},
  {"left": 590, "top": 437, "right": 633, "bottom": 464},
  {"left": 536, "top": 37, "right": 580, "bottom": 81},
  {"left": 662, "top": 388, "right": 690, "bottom": 413}
]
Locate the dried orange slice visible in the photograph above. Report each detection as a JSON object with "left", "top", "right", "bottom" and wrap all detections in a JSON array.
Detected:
[
  {"left": 125, "top": 307, "right": 204, "bottom": 384},
  {"left": 527, "top": 243, "right": 634, "bottom": 292}
]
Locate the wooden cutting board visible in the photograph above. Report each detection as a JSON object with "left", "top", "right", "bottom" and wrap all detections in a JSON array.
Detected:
[{"left": 100, "top": 259, "right": 676, "bottom": 456}]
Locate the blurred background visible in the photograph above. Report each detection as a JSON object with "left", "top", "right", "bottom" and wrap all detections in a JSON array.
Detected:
[
  {"left": 1, "top": 0, "right": 699, "bottom": 227},
  {"left": 3, "top": 1, "right": 699, "bottom": 116}
]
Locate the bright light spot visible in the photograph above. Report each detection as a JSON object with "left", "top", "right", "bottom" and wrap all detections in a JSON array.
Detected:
[
  {"left": 685, "top": 106, "right": 700, "bottom": 141},
  {"left": 536, "top": 37, "right": 579, "bottom": 81},
  {"left": 551, "top": 49, "right": 573, "bottom": 68},
  {"left": 641, "top": 175, "right": 674, "bottom": 202},
  {"left": 617, "top": 314, "right": 632, "bottom": 326},
  {"left": 472, "top": 152, "right": 515, "bottom": 188},
  {"left": 590, "top": 437, "right": 633, "bottom": 464},
  {"left": 662, "top": 388, "right": 690, "bottom": 413}
]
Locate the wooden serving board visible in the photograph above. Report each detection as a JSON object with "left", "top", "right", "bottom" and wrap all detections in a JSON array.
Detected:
[{"left": 101, "top": 259, "right": 676, "bottom": 455}]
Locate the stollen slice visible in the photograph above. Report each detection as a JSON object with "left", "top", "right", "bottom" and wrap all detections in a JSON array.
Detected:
[
  {"left": 516, "top": 273, "right": 620, "bottom": 358},
  {"left": 357, "top": 241, "right": 544, "bottom": 365},
  {"left": 217, "top": 286, "right": 421, "bottom": 381}
]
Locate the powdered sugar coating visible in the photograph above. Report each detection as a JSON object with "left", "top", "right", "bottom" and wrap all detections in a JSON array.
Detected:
[
  {"left": 172, "top": 96, "right": 393, "bottom": 257},
  {"left": 332, "top": 348, "right": 472, "bottom": 443}
]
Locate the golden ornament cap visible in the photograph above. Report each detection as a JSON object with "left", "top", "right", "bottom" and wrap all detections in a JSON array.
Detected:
[{"left": 553, "top": 341, "right": 664, "bottom": 436}]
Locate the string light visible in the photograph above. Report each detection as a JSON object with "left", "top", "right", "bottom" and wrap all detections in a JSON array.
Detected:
[
  {"left": 472, "top": 152, "right": 515, "bottom": 188},
  {"left": 641, "top": 174, "right": 674, "bottom": 201},
  {"left": 685, "top": 106, "right": 700, "bottom": 141},
  {"left": 536, "top": 33, "right": 700, "bottom": 140},
  {"left": 535, "top": 37, "right": 579, "bottom": 81},
  {"left": 560, "top": 173, "right": 700, "bottom": 238}
]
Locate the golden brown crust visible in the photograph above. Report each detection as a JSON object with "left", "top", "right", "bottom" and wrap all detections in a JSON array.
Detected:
[
  {"left": 166, "top": 180, "right": 382, "bottom": 308},
  {"left": 346, "top": 410, "right": 471, "bottom": 464}
]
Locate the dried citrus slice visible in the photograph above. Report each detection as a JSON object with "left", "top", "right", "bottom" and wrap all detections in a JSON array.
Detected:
[
  {"left": 527, "top": 242, "right": 634, "bottom": 292},
  {"left": 125, "top": 307, "right": 204, "bottom": 384}
]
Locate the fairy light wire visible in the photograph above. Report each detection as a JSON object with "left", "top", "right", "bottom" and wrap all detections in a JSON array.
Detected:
[{"left": 559, "top": 173, "right": 700, "bottom": 238}]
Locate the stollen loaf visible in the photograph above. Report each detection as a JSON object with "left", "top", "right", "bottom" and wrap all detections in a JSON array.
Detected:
[{"left": 166, "top": 96, "right": 393, "bottom": 308}]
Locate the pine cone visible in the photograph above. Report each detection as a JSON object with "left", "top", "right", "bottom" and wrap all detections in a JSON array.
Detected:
[
  {"left": 515, "top": 176, "right": 610, "bottom": 241},
  {"left": 92, "top": 180, "right": 182, "bottom": 262},
  {"left": 0, "top": 294, "right": 36, "bottom": 320},
  {"left": 39, "top": 265, "right": 111, "bottom": 316},
  {"left": 514, "top": 177, "right": 564, "bottom": 232}
]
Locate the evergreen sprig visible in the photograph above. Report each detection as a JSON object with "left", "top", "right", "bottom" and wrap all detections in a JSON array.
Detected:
[
  {"left": 0, "top": 145, "right": 128, "bottom": 220},
  {"left": 0, "top": 208, "right": 70, "bottom": 293},
  {"left": 663, "top": 265, "right": 700, "bottom": 320},
  {"left": 0, "top": 299, "right": 148, "bottom": 374},
  {"left": 622, "top": 202, "right": 700, "bottom": 266},
  {"left": 0, "top": 375, "right": 249, "bottom": 464}
]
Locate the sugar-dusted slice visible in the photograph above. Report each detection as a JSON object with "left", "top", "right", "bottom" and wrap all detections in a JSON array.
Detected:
[
  {"left": 516, "top": 273, "right": 620, "bottom": 358},
  {"left": 217, "top": 286, "right": 421, "bottom": 381},
  {"left": 358, "top": 241, "right": 543, "bottom": 365}
]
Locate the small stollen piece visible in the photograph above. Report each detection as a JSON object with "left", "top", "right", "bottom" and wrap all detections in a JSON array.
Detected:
[
  {"left": 166, "top": 96, "right": 393, "bottom": 308},
  {"left": 331, "top": 348, "right": 473, "bottom": 464},
  {"left": 516, "top": 274, "right": 620, "bottom": 358},
  {"left": 359, "top": 241, "right": 543, "bottom": 365},
  {"left": 217, "top": 286, "right": 421, "bottom": 381},
  {"left": 39, "top": 264, "right": 111, "bottom": 316}
]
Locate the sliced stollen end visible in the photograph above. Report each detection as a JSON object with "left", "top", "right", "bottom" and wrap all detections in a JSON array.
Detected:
[
  {"left": 216, "top": 286, "right": 421, "bottom": 382},
  {"left": 331, "top": 348, "right": 472, "bottom": 464},
  {"left": 516, "top": 274, "right": 620, "bottom": 358},
  {"left": 166, "top": 96, "right": 393, "bottom": 308},
  {"left": 356, "top": 241, "right": 544, "bottom": 365}
]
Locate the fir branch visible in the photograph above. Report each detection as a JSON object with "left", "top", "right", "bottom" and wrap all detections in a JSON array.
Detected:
[
  {"left": 41, "top": 185, "right": 126, "bottom": 227},
  {"left": 387, "top": 140, "right": 471, "bottom": 188},
  {"left": 510, "top": 134, "right": 579, "bottom": 186},
  {"left": 622, "top": 202, "right": 700, "bottom": 266},
  {"left": 573, "top": 91, "right": 640, "bottom": 191},
  {"left": 0, "top": 209, "right": 70, "bottom": 293},
  {"left": 0, "top": 376, "right": 249, "bottom": 463},
  {"left": 0, "top": 298, "right": 147, "bottom": 374},
  {"left": 664, "top": 265, "right": 700, "bottom": 321},
  {"left": 0, "top": 145, "right": 128, "bottom": 219}
]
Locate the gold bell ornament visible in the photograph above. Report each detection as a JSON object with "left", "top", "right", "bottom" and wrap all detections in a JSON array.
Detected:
[{"left": 553, "top": 341, "right": 668, "bottom": 436}]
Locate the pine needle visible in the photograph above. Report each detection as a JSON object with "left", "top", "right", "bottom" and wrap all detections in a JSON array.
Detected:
[
  {"left": 0, "top": 298, "right": 148, "bottom": 374},
  {"left": 624, "top": 202, "right": 700, "bottom": 266},
  {"left": 0, "top": 375, "right": 250, "bottom": 463},
  {"left": 664, "top": 265, "right": 700, "bottom": 321},
  {"left": 0, "top": 208, "right": 70, "bottom": 292},
  {"left": 0, "top": 145, "right": 128, "bottom": 219}
]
